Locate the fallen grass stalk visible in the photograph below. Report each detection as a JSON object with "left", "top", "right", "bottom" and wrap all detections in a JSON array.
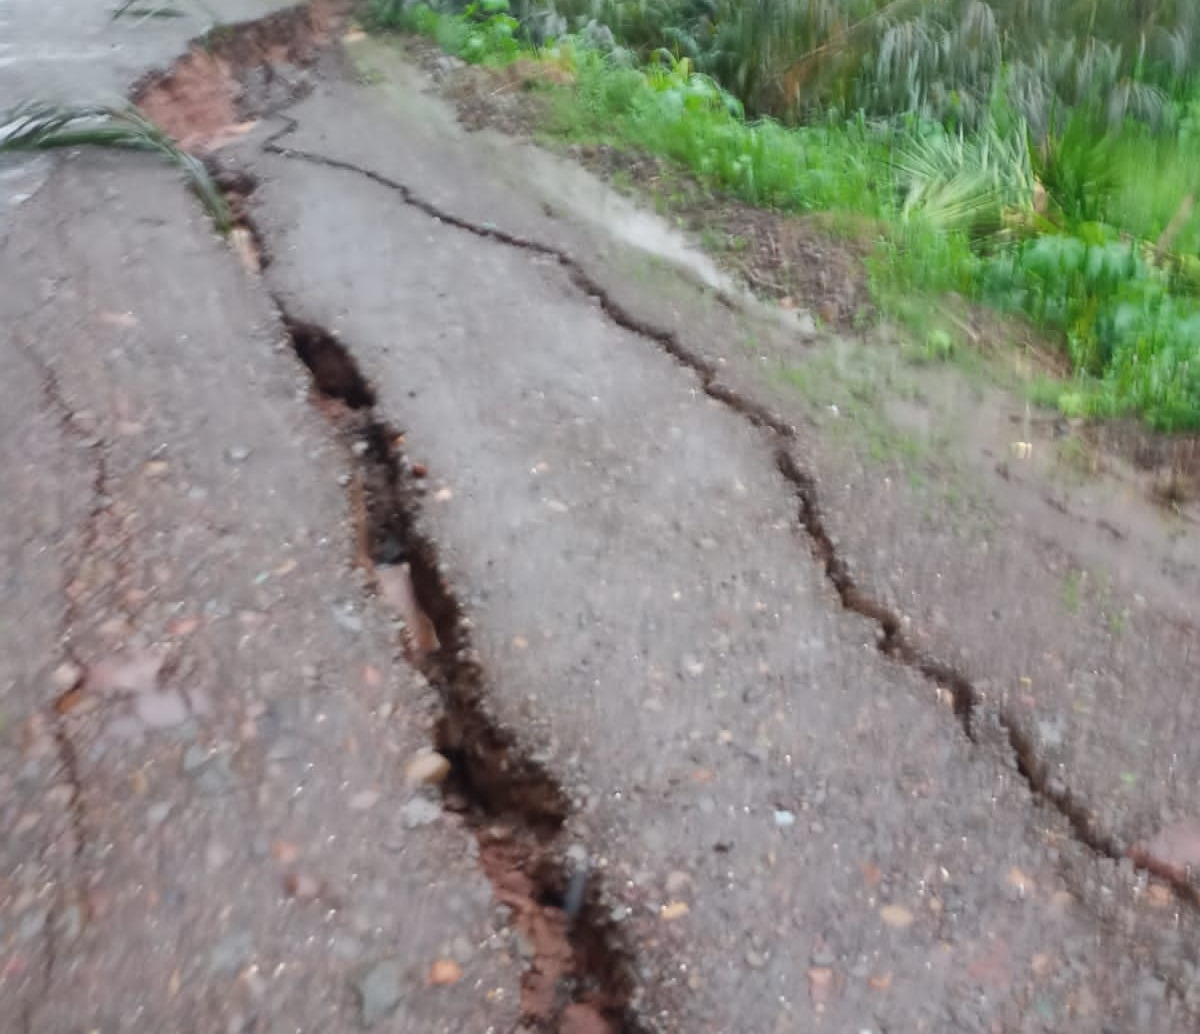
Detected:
[
  {"left": 111, "top": 1, "right": 188, "bottom": 18},
  {"left": 0, "top": 102, "right": 230, "bottom": 232}
]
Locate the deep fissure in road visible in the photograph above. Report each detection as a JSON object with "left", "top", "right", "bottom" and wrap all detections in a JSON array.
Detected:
[
  {"left": 128, "top": 0, "right": 1200, "bottom": 1014},
  {"left": 273, "top": 313, "right": 646, "bottom": 1033}
]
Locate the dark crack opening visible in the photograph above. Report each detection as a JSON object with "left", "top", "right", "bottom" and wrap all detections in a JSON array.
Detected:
[
  {"left": 268, "top": 296, "right": 644, "bottom": 1033},
  {"left": 209, "top": 165, "right": 273, "bottom": 273},
  {"left": 280, "top": 317, "right": 375, "bottom": 409}
]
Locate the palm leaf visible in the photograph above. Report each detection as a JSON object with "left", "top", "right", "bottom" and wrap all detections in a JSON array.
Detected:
[
  {"left": 0, "top": 102, "right": 230, "bottom": 232},
  {"left": 892, "top": 116, "right": 1034, "bottom": 234}
]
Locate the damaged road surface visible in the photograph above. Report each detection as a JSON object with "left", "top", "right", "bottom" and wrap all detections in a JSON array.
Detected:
[
  {"left": 1, "top": 154, "right": 523, "bottom": 1032},
  {"left": 3, "top": 2, "right": 1200, "bottom": 1032},
  {"left": 231, "top": 89, "right": 1197, "bottom": 1031}
]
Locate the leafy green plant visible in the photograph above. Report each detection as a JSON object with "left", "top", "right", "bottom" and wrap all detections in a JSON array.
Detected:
[
  {"left": 369, "top": 0, "right": 522, "bottom": 61},
  {"left": 461, "top": 0, "right": 522, "bottom": 62},
  {"left": 891, "top": 114, "right": 1034, "bottom": 236},
  {"left": 980, "top": 230, "right": 1200, "bottom": 428}
]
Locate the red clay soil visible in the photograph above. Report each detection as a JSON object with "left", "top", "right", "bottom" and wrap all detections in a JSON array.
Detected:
[
  {"left": 132, "top": 0, "right": 350, "bottom": 150},
  {"left": 476, "top": 832, "right": 617, "bottom": 1032}
]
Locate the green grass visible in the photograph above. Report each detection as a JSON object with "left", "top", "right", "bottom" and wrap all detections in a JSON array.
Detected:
[{"left": 370, "top": 0, "right": 1200, "bottom": 430}]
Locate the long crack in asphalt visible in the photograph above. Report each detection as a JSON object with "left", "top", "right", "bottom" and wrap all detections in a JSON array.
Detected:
[
  {"left": 256, "top": 114, "right": 1200, "bottom": 911},
  {"left": 267, "top": 309, "right": 647, "bottom": 1033},
  {"left": 11, "top": 337, "right": 98, "bottom": 1027}
]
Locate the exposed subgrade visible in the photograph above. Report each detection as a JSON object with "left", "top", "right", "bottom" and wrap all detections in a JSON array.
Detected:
[
  {"left": 257, "top": 117, "right": 1200, "bottom": 908},
  {"left": 271, "top": 311, "right": 647, "bottom": 1034}
]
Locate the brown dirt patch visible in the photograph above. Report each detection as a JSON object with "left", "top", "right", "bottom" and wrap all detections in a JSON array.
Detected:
[
  {"left": 474, "top": 831, "right": 620, "bottom": 1032},
  {"left": 689, "top": 201, "right": 874, "bottom": 327},
  {"left": 132, "top": 0, "right": 351, "bottom": 150},
  {"left": 451, "top": 63, "right": 563, "bottom": 135},
  {"left": 566, "top": 141, "right": 874, "bottom": 330},
  {"left": 403, "top": 38, "right": 563, "bottom": 135},
  {"left": 135, "top": 48, "right": 241, "bottom": 151},
  {"left": 1084, "top": 420, "right": 1200, "bottom": 508}
]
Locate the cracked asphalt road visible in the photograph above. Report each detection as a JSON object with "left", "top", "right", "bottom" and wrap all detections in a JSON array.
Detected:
[
  {"left": 4, "top": 2, "right": 1200, "bottom": 1031},
  {"left": 3, "top": 150, "right": 521, "bottom": 1032}
]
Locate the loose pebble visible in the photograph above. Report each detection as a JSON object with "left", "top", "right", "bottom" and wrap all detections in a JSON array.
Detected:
[
  {"left": 808, "top": 966, "right": 836, "bottom": 1006},
  {"left": 405, "top": 751, "right": 451, "bottom": 787},
  {"left": 355, "top": 959, "right": 403, "bottom": 1026},
  {"left": 660, "top": 901, "right": 689, "bottom": 920},
  {"left": 879, "top": 904, "right": 914, "bottom": 929},
  {"left": 52, "top": 661, "right": 83, "bottom": 693},
  {"left": 85, "top": 649, "right": 166, "bottom": 696},
  {"left": 146, "top": 802, "right": 173, "bottom": 827},
  {"left": 428, "top": 958, "right": 462, "bottom": 985},
  {"left": 349, "top": 790, "right": 381, "bottom": 811},
  {"left": 399, "top": 797, "right": 442, "bottom": 829},
  {"left": 284, "top": 872, "right": 322, "bottom": 900},
  {"left": 209, "top": 931, "right": 254, "bottom": 976},
  {"left": 1006, "top": 867, "right": 1034, "bottom": 894},
  {"left": 271, "top": 840, "right": 300, "bottom": 866},
  {"left": 136, "top": 690, "right": 190, "bottom": 729},
  {"left": 206, "top": 843, "right": 232, "bottom": 871}
]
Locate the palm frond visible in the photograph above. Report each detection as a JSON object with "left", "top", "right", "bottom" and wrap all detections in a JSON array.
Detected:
[
  {"left": 892, "top": 115, "right": 1034, "bottom": 234},
  {"left": 0, "top": 102, "right": 230, "bottom": 232}
]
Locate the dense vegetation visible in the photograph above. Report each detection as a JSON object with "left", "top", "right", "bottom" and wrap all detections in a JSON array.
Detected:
[{"left": 368, "top": 0, "right": 1200, "bottom": 430}]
